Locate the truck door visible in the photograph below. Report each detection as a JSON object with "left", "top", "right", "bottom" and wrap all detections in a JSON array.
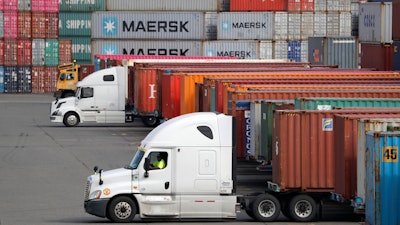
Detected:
[
  {"left": 76, "top": 87, "right": 101, "bottom": 122},
  {"left": 139, "top": 149, "right": 178, "bottom": 217}
]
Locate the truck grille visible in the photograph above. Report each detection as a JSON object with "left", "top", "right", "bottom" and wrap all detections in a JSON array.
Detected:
[{"left": 84, "top": 181, "right": 90, "bottom": 201}]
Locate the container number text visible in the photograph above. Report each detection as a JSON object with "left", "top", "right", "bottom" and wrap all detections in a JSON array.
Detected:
[{"left": 382, "top": 146, "right": 398, "bottom": 163}]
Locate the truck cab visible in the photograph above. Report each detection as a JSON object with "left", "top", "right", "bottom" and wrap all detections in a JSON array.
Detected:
[
  {"left": 84, "top": 112, "right": 237, "bottom": 222},
  {"left": 55, "top": 62, "right": 80, "bottom": 98}
]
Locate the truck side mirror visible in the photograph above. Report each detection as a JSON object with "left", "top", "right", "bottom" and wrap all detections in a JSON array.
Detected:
[{"left": 144, "top": 158, "right": 150, "bottom": 178}]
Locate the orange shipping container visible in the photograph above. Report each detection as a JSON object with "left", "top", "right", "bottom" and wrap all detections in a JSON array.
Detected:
[
  {"left": 58, "top": 39, "right": 72, "bottom": 65},
  {"left": 230, "top": 0, "right": 288, "bottom": 11},
  {"left": 32, "top": 12, "right": 46, "bottom": 39},
  {"left": 18, "top": 12, "right": 32, "bottom": 38}
]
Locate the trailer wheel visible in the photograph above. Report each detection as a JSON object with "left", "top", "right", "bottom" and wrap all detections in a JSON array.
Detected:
[
  {"left": 288, "top": 194, "right": 317, "bottom": 222},
  {"left": 63, "top": 112, "right": 80, "bottom": 127},
  {"left": 108, "top": 196, "right": 137, "bottom": 223},
  {"left": 251, "top": 194, "right": 281, "bottom": 222},
  {"left": 142, "top": 116, "right": 159, "bottom": 127}
]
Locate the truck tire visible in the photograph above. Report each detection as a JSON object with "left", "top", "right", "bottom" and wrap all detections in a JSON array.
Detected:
[
  {"left": 108, "top": 196, "right": 137, "bottom": 223},
  {"left": 251, "top": 193, "right": 281, "bottom": 222},
  {"left": 288, "top": 194, "right": 318, "bottom": 222},
  {"left": 63, "top": 112, "right": 80, "bottom": 127},
  {"left": 142, "top": 116, "right": 159, "bottom": 127}
]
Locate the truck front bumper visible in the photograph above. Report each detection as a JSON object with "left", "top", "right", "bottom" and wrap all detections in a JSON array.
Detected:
[{"left": 84, "top": 199, "right": 109, "bottom": 218}]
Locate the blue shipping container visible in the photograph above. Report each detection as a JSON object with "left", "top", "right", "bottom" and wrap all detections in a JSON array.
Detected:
[
  {"left": 394, "top": 41, "right": 400, "bottom": 71},
  {"left": 0, "top": 66, "right": 4, "bottom": 93},
  {"left": 366, "top": 131, "right": 400, "bottom": 225},
  {"left": 17, "top": 66, "right": 31, "bottom": 93},
  {"left": 288, "top": 41, "right": 301, "bottom": 62}
]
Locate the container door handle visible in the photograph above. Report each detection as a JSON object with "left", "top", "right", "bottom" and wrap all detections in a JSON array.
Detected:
[{"left": 165, "top": 182, "right": 170, "bottom": 190}]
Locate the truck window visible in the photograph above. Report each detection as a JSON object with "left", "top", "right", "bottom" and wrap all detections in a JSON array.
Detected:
[
  {"left": 197, "top": 126, "right": 213, "bottom": 139},
  {"left": 103, "top": 75, "right": 115, "bottom": 81},
  {"left": 148, "top": 152, "right": 168, "bottom": 170},
  {"left": 81, "top": 87, "right": 93, "bottom": 98}
]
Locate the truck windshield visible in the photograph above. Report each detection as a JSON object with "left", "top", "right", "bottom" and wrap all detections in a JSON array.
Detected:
[{"left": 128, "top": 149, "right": 145, "bottom": 169}]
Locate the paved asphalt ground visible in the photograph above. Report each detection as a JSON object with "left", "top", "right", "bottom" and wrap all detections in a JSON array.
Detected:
[{"left": 0, "top": 94, "right": 364, "bottom": 225}]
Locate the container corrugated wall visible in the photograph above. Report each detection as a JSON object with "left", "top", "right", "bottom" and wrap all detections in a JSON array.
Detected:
[
  {"left": 230, "top": 0, "right": 288, "bottom": 11},
  {"left": 394, "top": 0, "right": 400, "bottom": 40},
  {"left": 360, "top": 43, "right": 394, "bottom": 71},
  {"left": 134, "top": 68, "right": 160, "bottom": 117},
  {"left": 106, "top": 0, "right": 218, "bottom": 11},
  {"left": 359, "top": 2, "right": 393, "bottom": 44},
  {"left": 0, "top": 66, "right": 4, "bottom": 93},
  {"left": 366, "top": 132, "right": 400, "bottom": 225},
  {"left": 295, "top": 97, "right": 400, "bottom": 110},
  {"left": 91, "top": 11, "right": 206, "bottom": 40},
  {"left": 58, "top": 12, "right": 92, "bottom": 37},
  {"left": 58, "top": 0, "right": 106, "bottom": 11},
  {"left": 203, "top": 40, "right": 261, "bottom": 59}
]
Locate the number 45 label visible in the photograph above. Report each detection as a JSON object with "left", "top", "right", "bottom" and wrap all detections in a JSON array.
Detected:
[{"left": 382, "top": 146, "right": 398, "bottom": 163}]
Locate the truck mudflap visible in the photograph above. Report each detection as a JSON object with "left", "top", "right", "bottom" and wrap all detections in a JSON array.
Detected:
[{"left": 84, "top": 199, "right": 109, "bottom": 218}]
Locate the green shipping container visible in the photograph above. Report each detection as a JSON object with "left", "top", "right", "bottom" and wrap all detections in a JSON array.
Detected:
[
  {"left": 45, "top": 39, "right": 59, "bottom": 66},
  {"left": 58, "top": 12, "right": 91, "bottom": 37},
  {"left": 60, "top": 37, "right": 92, "bottom": 64},
  {"left": 295, "top": 97, "right": 400, "bottom": 110},
  {"left": 58, "top": 0, "right": 106, "bottom": 11}
]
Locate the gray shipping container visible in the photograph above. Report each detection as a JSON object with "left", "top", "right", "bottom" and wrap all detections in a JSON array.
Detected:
[
  {"left": 314, "top": 12, "right": 327, "bottom": 37},
  {"left": 308, "top": 37, "right": 358, "bottom": 68},
  {"left": 32, "top": 39, "right": 45, "bottom": 66},
  {"left": 203, "top": 40, "right": 264, "bottom": 59},
  {"left": 106, "top": 0, "right": 219, "bottom": 11},
  {"left": 18, "top": 0, "right": 31, "bottom": 11},
  {"left": 359, "top": 2, "right": 392, "bottom": 44},
  {"left": 217, "top": 12, "right": 274, "bottom": 40},
  {"left": 0, "top": 12, "right": 3, "bottom": 38},
  {"left": 91, "top": 11, "right": 208, "bottom": 40},
  {"left": 92, "top": 40, "right": 202, "bottom": 57},
  {"left": 288, "top": 13, "right": 301, "bottom": 40},
  {"left": 274, "top": 12, "right": 288, "bottom": 40}
]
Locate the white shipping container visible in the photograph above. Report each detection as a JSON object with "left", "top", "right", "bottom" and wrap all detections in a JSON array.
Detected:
[
  {"left": 340, "top": 12, "right": 352, "bottom": 36},
  {"left": 259, "top": 41, "right": 273, "bottom": 60},
  {"left": 92, "top": 40, "right": 202, "bottom": 57},
  {"left": 91, "top": 11, "right": 209, "bottom": 40},
  {"left": 273, "top": 41, "right": 288, "bottom": 60},
  {"left": 359, "top": 2, "right": 392, "bottom": 44},
  {"left": 301, "top": 40, "right": 308, "bottom": 62},
  {"left": 314, "top": 0, "right": 327, "bottom": 11},
  {"left": 32, "top": 39, "right": 45, "bottom": 66},
  {"left": 327, "top": 0, "right": 351, "bottom": 11},
  {"left": 314, "top": 12, "right": 327, "bottom": 37},
  {"left": 288, "top": 13, "right": 301, "bottom": 40},
  {"left": 301, "top": 12, "right": 314, "bottom": 40},
  {"left": 274, "top": 12, "right": 287, "bottom": 40},
  {"left": 327, "top": 12, "right": 340, "bottom": 37},
  {"left": 106, "top": 0, "right": 219, "bottom": 11},
  {"left": 203, "top": 40, "right": 261, "bottom": 59},
  {"left": 217, "top": 12, "right": 274, "bottom": 40}
]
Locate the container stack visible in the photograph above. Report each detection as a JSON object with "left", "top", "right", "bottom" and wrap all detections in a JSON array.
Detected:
[{"left": 393, "top": 0, "right": 400, "bottom": 70}]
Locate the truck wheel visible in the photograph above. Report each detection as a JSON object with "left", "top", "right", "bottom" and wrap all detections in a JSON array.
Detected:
[
  {"left": 142, "top": 116, "right": 159, "bottom": 127},
  {"left": 63, "top": 112, "right": 80, "bottom": 127},
  {"left": 288, "top": 194, "right": 317, "bottom": 222},
  {"left": 251, "top": 194, "right": 281, "bottom": 222},
  {"left": 108, "top": 196, "right": 137, "bottom": 223}
]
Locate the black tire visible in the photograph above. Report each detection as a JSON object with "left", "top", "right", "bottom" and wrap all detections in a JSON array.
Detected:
[
  {"left": 245, "top": 209, "right": 256, "bottom": 220},
  {"left": 63, "top": 112, "right": 80, "bottom": 127},
  {"left": 107, "top": 196, "right": 137, "bottom": 223},
  {"left": 142, "top": 116, "right": 159, "bottom": 127},
  {"left": 288, "top": 194, "right": 318, "bottom": 222},
  {"left": 251, "top": 194, "right": 281, "bottom": 222}
]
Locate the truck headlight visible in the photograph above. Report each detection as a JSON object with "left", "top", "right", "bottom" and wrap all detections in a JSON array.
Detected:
[{"left": 89, "top": 190, "right": 102, "bottom": 199}]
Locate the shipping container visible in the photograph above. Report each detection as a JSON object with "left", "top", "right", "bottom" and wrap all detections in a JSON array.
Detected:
[
  {"left": 44, "top": 66, "right": 57, "bottom": 93},
  {"left": 360, "top": 43, "right": 394, "bottom": 71},
  {"left": 58, "top": 0, "right": 106, "bottom": 11},
  {"left": 351, "top": 2, "right": 359, "bottom": 36},
  {"left": 308, "top": 37, "right": 358, "bottom": 68},
  {"left": 340, "top": 12, "right": 352, "bottom": 36},
  {"left": 18, "top": 12, "right": 32, "bottom": 38},
  {"left": 314, "top": 12, "right": 327, "bottom": 37},
  {"left": 17, "top": 39, "right": 32, "bottom": 66},
  {"left": 230, "top": 0, "right": 288, "bottom": 11},
  {"left": 17, "top": 66, "right": 31, "bottom": 93},
  {"left": 0, "top": 66, "right": 4, "bottom": 93},
  {"left": 359, "top": 2, "right": 392, "bottom": 44},
  {"left": 274, "top": 12, "right": 288, "bottom": 40},
  {"left": 18, "top": 0, "right": 31, "bottom": 11},
  {"left": 288, "top": 13, "right": 301, "bottom": 40},
  {"left": 288, "top": 41, "right": 301, "bottom": 62},
  {"left": 4, "top": 66, "right": 18, "bottom": 93},
  {"left": 32, "top": 12, "right": 46, "bottom": 39},
  {"left": 60, "top": 37, "right": 91, "bottom": 64},
  {"left": 58, "top": 39, "right": 72, "bottom": 65},
  {"left": 4, "top": 0, "right": 18, "bottom": 11},
  {"left": 106, "top": 0, "right": 218, "bottom": 11},
  {"left": 203, "top": 40, "right": 263, "bottom": 59},
  {"left": 31, "top": 66, "right": 46, "bottom": 93},
  {"left": 31, "top": 0, "right": 58, "bottom": 12},
  {"left": 301, "top": 12, "right": 313, "bottom": 40},
  {"left": 326, "top": 12, "right": 340, "bottom": 37},
  {"left": 295, "top": 97, "right": 400, "bottom": 110},
  {"left": 92, "top": 11, "right": 208, "bottom": 40},
  {"left": 0, "top": 12, "right": 4, "bottom": 38},
  {"left": 327, "top": 0, "right": 350, "bottom": 11},
  {"left": 394, "top": 40, "right": 400, "bottom": 70},
  {"left": 394, "top": 0, "right": 400, "bottom": 40},
  {"left": 45, "top": 39, "right": 58, "bottom": 66},
  {"left": 32, "top": 39, "right": 45, "bottom": 66},
  {"left": 314, "top": 0, "right": 327, "bottom": 11},
  {"left": 366, "top": 131, "right": 400, "bottom": 225},
  {"left": 45, "top": 13, "right": 58, "bottom": 38},
  {"left": 58, "top": 12, "right": 91, "bottom": 37},
  {"left": 4, "top": 11, "right": 18, "bottom": 39},
  {"left": 273, "top": 41, "right": 288, "bottom": 61},
  {"left": 0, "top": 39, "right": 4, "bottom": 65},
  {"left": 4, "top": 39, "right": 18, "bottom": 66},
  {"left": 79, "top": 65, "right": 95, "bottom": 80},
  {"left": 217, "top": 12, "right": 274, "bottom": 40}
]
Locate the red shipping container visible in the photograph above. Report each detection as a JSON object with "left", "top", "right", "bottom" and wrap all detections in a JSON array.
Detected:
[
  {"left": 393, "top": 0, "right": 400, "bottom": 40},
  {"left": 31, "top": 66, "right": 46, "bottom": 93},
  {"left": 3, "top": 0, "right": 18, "bottom": 11},
  {"left": 31, "top": 0, "right": 45, "bottom": 12},
  {"left": 45, "top": 13, "right": 58, "bottom": 38},
  {"left": 45, "top": 0, "right": 59, "bottom": 12},
  {"left": 79, "top": 64, "right": 95, "bottom": 80},
  {"left": 0, "top": 40, "right": 4, "bottom": 66},
  {"left": 230, "top": 0, "right": 288, "bottom": 11},
  {"left": 18, "top": 12, "right": 32, "bottom": 38},
  {"left": 32, "top": 12, "right": 46, "bottom": 38},
  {"left": 4, "top": 11, "right": 18, "bottom": 38},
  {"left": 0, "top": 0, "right": 3, "bottom": 10},
  {"left": 58, "top": 39, "right": 72, "bottom": 65},
  {"left": 162, "top": 73, "right": 181, "bottom": 120},
  {"left": 360, "top": 43, "right": 394, "bottom": 71},
  {"left": 44, "top": 66, "right": 58, "bottom": 93},
  {"left": 17, "top": 39, "right": 32, "bottom": 66},
  {"left": 134, "top": 68, "right": 160, "bottom": 117},
  {"left": 4, "top": 39, "right": 18, "bottom": 66},
  {"left": 288, "top": 0, "right": 301, "bottom": 11},
  {"left": 302, "top": 0, "right": 314, "bottom": 11}
]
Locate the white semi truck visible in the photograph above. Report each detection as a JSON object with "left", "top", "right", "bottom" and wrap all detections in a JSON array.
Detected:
[{"left": 83, "top": 112, "right": 323, "bottom": 223}]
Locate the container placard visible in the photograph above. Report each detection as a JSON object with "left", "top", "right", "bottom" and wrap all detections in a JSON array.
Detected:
[{"left": 382, "top": 146, "right": 398, "bottom": 163}]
